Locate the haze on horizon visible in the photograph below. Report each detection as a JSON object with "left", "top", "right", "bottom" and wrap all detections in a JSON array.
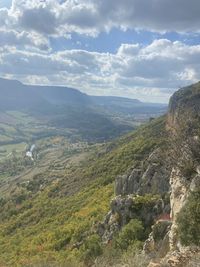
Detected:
[{"left": 1, "top": 0, "right": 200, "bottom": 103}]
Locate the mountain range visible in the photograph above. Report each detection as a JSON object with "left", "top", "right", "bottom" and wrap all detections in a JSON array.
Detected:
[
  {"left": 0, "top": 78, "right": 167, "bottom": 142},
  {"left": 0, "top": 77, "right": 166, "bottom": 114}
]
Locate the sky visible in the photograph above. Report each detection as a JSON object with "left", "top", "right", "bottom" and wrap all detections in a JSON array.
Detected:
[{"left": 1, "top": 1, "right": 200, "bottom": 103}]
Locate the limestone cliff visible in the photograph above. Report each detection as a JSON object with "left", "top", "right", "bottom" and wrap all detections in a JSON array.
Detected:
[
  {"left": 115, "top": 147, "right": 171, "bottom": 196},
  {"left": 98, "top": 82, "right": 200, "bottom": 266},
  {"left": 147, "top": 82, "right": 200, "bottom": 266}
]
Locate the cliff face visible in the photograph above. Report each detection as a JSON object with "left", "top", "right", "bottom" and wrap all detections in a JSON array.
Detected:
[
  {"left": 167, "top": 82, "right": 200, "bottom": 136},
  {"left": 100, "top": 82, "right": 200, "bottom": 266},
  {"left": 148, "top": 83, "right": 200, "bottom": 266},
  {"left": 167, "top": 83, "right": 200, "bottom": 212},
  {"left": 115, "top": 147, "right": 171, "bottom": 196}
]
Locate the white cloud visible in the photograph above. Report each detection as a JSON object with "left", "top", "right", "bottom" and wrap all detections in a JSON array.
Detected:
[
  {"left": 1, "top": 39, "right": 200, "bottom": 102},
  {"left": 0, "top": 7, "right": 9, "bottom": 27},
  {"left": 0, "top": 29, "right": 50, "bottom": 50},
  {"left": 94, "top": 0, "right": 200, "bottom": 33},
  {"left": 1, "top": 0, "right": 200, "bottom": 39}
]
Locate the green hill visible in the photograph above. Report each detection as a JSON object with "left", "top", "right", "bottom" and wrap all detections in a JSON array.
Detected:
[
  {"left": 2, "top": 81, "right": 200, "bottom": 267},
  {"left": 0, "top": 116, "right": 167, "bottom": 266}
]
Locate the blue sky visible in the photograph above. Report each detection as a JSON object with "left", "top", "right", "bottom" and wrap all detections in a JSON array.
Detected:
[
  {"left": 1, "top": 0, "right": 200, "bottom": 103},
  {"left": 51, "top": 30, "right": 200, "bottom": 53},
  {"left": 0, "top": 0, "right": 12, "bottom": 8}
]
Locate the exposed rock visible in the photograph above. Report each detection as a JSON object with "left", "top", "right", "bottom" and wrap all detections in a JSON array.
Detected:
[
  {"left": 148, "top": 262, "right": 161, "bottom": 267},
  {"left": 144, "top": 84, "right": 200, "bottom": 265},
  {"left": 144, "top": 220, "right": 172, "bottom": 258},
  {"left": 159, "top": 247, "right": 200, "bottom": 267},
  {"left": 147, "top": 247, "right": 200, "bottom": 267},
  {"left": 115, "top": 169, "right": 142, "bottom": 196},
  {"left": 115, "top": 148, "right": 171, "bottom": 196},
  {"left": 190, "top": 174, "right": 200, "bottom": 192},
  {"left": 98, "top": 82, "right": 200, "bottom": 265},
  {"left": 163, "top": 84, "right": 200, "bottom": 254},
  {"left": 168, "top": 168, "right": 188, "bottom": 250},
  {"left": 167, "top": 82, "right": 200, "bottom": 136},
  {"left": 98, "top": 195, "right": 168, "bottom": 243}
]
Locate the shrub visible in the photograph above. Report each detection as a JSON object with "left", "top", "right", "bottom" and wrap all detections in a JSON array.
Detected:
[
  {"left": 177, "top": 190, "right": 200, "bottom": 246},
  {"left": 94, "top": 249, "right": 150, "bottom": 267},
  {"left": 114, "top": 219, "right": 144, "bottom": 250},
  {"left": 80, "top": 234, "right": 103, "bottom": 263},
  {"left": 181, "top": 159, "right": 196, "bottom": 179}
]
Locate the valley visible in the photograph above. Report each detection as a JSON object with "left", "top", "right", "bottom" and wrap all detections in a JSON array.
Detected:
[
  {"left": 0, "top": 79, "right": 199, "bottom": 267},
  {"left": 1, "top": 1, "right": 199, "bottom": 266},
  {"left": 0, "top": 78, "right": 166, "bottom": 199}
]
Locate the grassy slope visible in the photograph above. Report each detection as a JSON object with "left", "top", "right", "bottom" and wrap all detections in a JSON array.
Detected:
[{"left": 0, "top": 116, "right": 167, "bottom": 266}]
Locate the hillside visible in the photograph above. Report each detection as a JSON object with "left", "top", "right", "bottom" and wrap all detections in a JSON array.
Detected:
[
  {"left": 0, "top": 82, "right": 199, "bottom": 267},
  {"left": 0, "top": 78, "right": 127, "bottom": 142},
  {"left": 0, "top": 78, "right": 166, "bottom": 114},
  {"left": 0, "top": 116, "right": 167, "bottom": 266},
  {"left": 0, "top": 77, "right": 166, "bottom": 146},
  {"left": 0, "top": 78, "right": 90, "bottom": 110}
]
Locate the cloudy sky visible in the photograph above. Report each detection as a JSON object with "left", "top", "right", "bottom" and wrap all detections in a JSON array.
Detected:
[{"left": 1, "top": 0, "right": 200, "bottom": 103}]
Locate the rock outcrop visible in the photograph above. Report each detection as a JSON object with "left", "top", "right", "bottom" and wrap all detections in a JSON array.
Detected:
[
  {"left": 143, "top": 220, "right": 172, "bottom": 258},
  {"left": 115, "top": 148, "right": 171, "bottom": 196},
  {"left": 146, "top": 83, "right": 200, "bottom": 266},
  {"left": 167, "top": 81, "right": 200, "bottom": 136},
  {"left": 97, "top": 195, "right": 168, "bottom": 243},
  {"left": 98, "top": 82, "right": 200, "bottom": 265},
  {"left": 166, "top": 83, "right": 200, "bottom": 251}
]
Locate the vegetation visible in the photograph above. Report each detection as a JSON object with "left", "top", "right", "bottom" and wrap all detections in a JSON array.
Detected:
[
  {"left": 1, "top": 78, "right": 200, "bottom": 267},
  {"left": 93, "top": 248, "right": 150, "bottom": 267},
  {"left": 113, "top": 219, "right": 144, "bottom": 250},
  {"left": 0, "top": 117, "right": 166, "bottom": 266},
  {"left": 0, "top": 153, "right": 33, "bottom": 176},
  {"left": 177, "top": 190, "right": 200, "bottom": 246},
  {"left": 181, "top": 159, "right": 197, "bottom": 178}
]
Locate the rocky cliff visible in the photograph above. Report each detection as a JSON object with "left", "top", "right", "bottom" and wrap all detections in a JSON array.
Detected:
[
  {"left": 98, "top": 82, "right": 200, "bottom": 266},
  {"left": 115, "top": 147, "right": 171, "bottom": 196},
  {"left": 145, "top": 83, "right": 200, "bottom": 266}
]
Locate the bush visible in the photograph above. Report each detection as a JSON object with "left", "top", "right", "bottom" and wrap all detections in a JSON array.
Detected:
[
  {"left": 80, "top": 234, "right": 103, "bottom": 263},
  {"left": 114, "top": 219, "right": 144, "bottom": 250},
  {"left": 181, "top": 159, "right": 196, "bottom": 179},
  {"left": 94, "top": 249, "right": 150, "bottom": 267},
  {"left": 177, "top": 190, "right": 200, "bottom": 246}
]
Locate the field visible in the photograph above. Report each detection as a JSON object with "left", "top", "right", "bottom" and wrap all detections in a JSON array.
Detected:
[{"left": 0, "top": 110, "right": 103, "bottom": 198}]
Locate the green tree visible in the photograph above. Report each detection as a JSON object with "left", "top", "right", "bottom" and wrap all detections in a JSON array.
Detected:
[{"left": 114, "top": 219, "right": 144, "bottom": 250}]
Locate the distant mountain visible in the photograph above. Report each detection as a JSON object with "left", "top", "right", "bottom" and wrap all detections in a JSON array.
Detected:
[
  {"left": 90, "top": 95, "right": 167, "bottom": 115},
  {"left": 0, "top": 77, "right": 167, "bottom": 113},
  {"left": 0, "top": 78, "right": 46, "bottom": 110},
  {"left": 0, "top": 78, "right": 167, "bottom": 141},
  {"left": 90, "top": 95, "right": 141, "bottom": 105},
  {"left": 0, "top": 78, "right": 90, "bottom": 110},
  {"left": 0, "top": 78, "right": 132, "bottom": 141}
]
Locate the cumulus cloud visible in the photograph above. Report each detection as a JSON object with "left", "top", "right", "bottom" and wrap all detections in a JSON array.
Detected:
[
  {"left": 1, "top": 39, "right": 200, "bottom": 102},
  {"left": 0, "top": 7, "right": 9, "bottom": 27},
  {"left": 0, "top": 29, "right": 50, "bottom": 50},
  {"left": 1, "top": 1, "right": 200, "bottom": 102},
  {"left": 1, "top": 0, "right": 200, "bottom": 38},
  {"left": 93, "top": 0, "right": 200, "bottom": 33},
  {"left": 19, "top": 7, "right": 57, "bottom": 35}
]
